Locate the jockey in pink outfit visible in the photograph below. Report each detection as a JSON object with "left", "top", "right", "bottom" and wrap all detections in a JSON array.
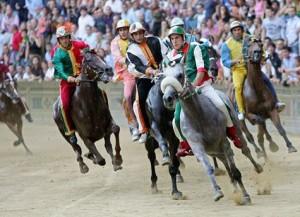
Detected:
[{"left": 111, "top": 19, "right": 140, "bottom": 141}]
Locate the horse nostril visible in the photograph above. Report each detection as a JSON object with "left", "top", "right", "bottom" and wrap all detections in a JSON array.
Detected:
[{"left": 167, "top": 96, "right": 173, "bottom": 103}]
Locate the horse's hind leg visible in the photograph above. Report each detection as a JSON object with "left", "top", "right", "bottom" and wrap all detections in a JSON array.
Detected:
[
  {"left": 261, "top": 121, "right": 279, "bottom": 153},
  {"left": 69, "top": 140, "right": 89, "bottom": 174},
  {"left": 145, "top": 137, "right": 160, "bottom": 193},
  {"left": 269, "top": 110, "right": 297, "bottom": 153},
  {"left": 110, "top": 121, "right": 123, "bottom": 166},
  {"left": 257, "top": 124, "right": 267, "bottom": 159},
  {"left": 104, "top": 134, "right": 122, "bottom": 171},
  {"left": 83, "top": 138, "right": 106, "bottom": 166}
]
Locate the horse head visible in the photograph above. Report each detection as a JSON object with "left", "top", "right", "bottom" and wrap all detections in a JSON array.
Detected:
[
  {"left": 247, "top": 37, "right": 263, "bottom": 64},
  {"left": 199, "top": 38, "right": 219, "bottom": 78},
  {"left": 81, "top": 48, "right": 113, "bottom": 83},
  {"left": 161, "top": 55, "right": 186, "bottom": 110}
]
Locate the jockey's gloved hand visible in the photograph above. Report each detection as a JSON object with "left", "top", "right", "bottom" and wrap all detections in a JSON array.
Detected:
[{"left": 67, "top": 76, "right": 80, "bottom": 84}]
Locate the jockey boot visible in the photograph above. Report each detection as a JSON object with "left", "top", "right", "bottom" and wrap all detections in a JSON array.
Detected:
[
  {"left": 69, "top": 133, "right": 77, "bottom": 145},
  {"left": 276, "top": 102, "right": 286, "bottom": 113},
  {"left": 131, "top": 128, "right": 140, "bottom": 142},
  {"left": 176, "top": 140, "right": 193, "bottom": 157},
  {"left": 138, "top": 133, "right": 147, "bottom": 144},
  {"left": 24, "top": 113, "right": 33, "bottom": 123},
  {"left": 226, "top": 126, "right": 242, "bottom": 149}
]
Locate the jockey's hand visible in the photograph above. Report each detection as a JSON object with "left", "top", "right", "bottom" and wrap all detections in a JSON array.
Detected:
[{"left": 67, "top": 76, "right": 80, "bottom": 84}]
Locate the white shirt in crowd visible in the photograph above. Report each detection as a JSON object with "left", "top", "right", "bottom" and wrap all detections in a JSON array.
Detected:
[
  {"left": 77, "top": 14, "right": 95, "bottom": 40},
  {"left": 285, "top": 15, "right": 300, "bottom": 46},
  {"left": 104, "top": 0, "right": 123, "bottom": 14}
]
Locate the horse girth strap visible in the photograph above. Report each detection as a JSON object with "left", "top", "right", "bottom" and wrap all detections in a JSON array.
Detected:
[{"left": 139, "top": 42, "right": 158, "bottom": 69}]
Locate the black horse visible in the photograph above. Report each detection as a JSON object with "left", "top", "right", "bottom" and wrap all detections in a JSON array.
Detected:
[
  {"left": 0, "top": 80, "right": 32, "bottom": 154},
  {"left": 53, "top": 49, "right": 123, "bottom": 173}
]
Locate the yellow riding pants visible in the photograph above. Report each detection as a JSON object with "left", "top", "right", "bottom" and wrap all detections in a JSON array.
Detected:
[{"left": 232, "top": 68, "right": 247, "bottom": 113}]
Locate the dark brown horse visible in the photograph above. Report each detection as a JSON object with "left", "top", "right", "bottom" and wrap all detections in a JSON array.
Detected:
[
  {"left": 0, "top": 80, "right": 32, "bottom": 154},
  {"left": 53, "top": 49, "right": 122, "bottom": 173},
  {"left": 241, "top": 38, "right": 297, "bottom": 157}
]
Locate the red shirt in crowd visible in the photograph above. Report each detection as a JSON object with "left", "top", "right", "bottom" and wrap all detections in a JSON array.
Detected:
[{"left": 11, "top": 30, "right": 23, "bottom": 52}]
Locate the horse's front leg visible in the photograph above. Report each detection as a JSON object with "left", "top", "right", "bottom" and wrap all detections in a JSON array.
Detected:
[
  {"left": 83, "top": 138, "right": 106, "bottom": 166},
  {"left": 269, "top": 110, "right": 297, "bottom": 153},
  {"left": 261, "top": 121, "right": 279, "bottom": 153},
  {"left": 189, "top": 140, "right": 224, "bottom": 201},
  {"left": 168, "top": 135, "right": 183, "bottom": 200},
  {"left": 150, "top": 121, "right": 170, "bottom": 166},
  {"left": 145, "top": 137, "right": 160, "bottom": 194}
]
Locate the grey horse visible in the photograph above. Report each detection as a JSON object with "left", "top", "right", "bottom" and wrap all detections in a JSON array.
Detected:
[{"left": 160, "top": 59, "right": 261, "bottom": 204}]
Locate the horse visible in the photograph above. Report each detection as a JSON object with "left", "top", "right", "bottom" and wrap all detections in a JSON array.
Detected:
[
  {"left": 238, "top": 38, "right": 297, "bottom": 158},
  {"left": 53, "top": 49, "right": 123, "bottom": 173},
  {"left": 160, "top": 57, "right": 261, "bottom": 204},
  {"left": 0, "top": 80, "right": 32, "bottom": 154}
]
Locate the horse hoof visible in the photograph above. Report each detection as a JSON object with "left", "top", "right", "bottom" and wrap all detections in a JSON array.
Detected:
[
  {"left": 269, "top": 142, "right": 279, "bottom": 152},
  {"left": 214, "top": 168, "right": 226, "bottom": 176},
  {"left": 172, "top": 191, "right": 184, "bottom": 200},
  {"left": 161, "top": 156, "right": 170, "bottom": 166},
  {"left": 288, "top": 146, "right": 297, "bottom": 153},
  {"left": 80, "top": 164, "right": 89, "bottom": 174},
  {"left": 151, "top": 185, "right": 162, "bottom": 194},
  {"left": 84, "top": 152, "right": 95, "bottom": 161},
  {"left": 176, "top": 174, "right": 184, "bottom": 183},
  {"left": 113, "top": 165, "right": 123, "bottom": 171},
  {"left": 95, "top": 158, "right": 106, "bottom": 166},
  {"left": 13, "top": 140, "right": 21, "bottom": 146},
  {"left": 256, "top": 149, "right": 265, "bottom": 159},
  {"left": 214, "top": 190, "right": 224, "bottom": 201},
  {"left": 154, "top": 159, "right": 159, "bottom": 166},
  {"left": 114, "top": 156, "right": 123, "bottom": 166},
  {"left": 255, "top": 164, "right": 263, "bottom": 174},
  {"left": 241, "top": 195, "right": 252, "bottom": 205}
]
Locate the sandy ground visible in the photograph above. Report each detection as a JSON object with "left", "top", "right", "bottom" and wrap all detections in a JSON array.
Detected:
[{"left": 0, "top": 123, "right": 300, "bottom": 217}]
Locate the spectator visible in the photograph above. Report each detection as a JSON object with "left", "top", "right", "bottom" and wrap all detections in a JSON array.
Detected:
[
  {"left": 30, "top": 55, "right": 43, "bottom": 80},
  {"left": 10, "top": 25, "right": 22, "bottom": 62},
  {"left": 77, "top": 6, "right": 95, "bottom": 40},
  {"left": 266, "top": 42, "right": 282, "bottom": 83},
  {"left": 23, "top": 65, "right": 34, "bottom": 81},
  {"left": 83, "top": 25, "right": 97, "bottom": 49},
  {"left": 44, "top": 61, "right": 54, "bottom": 81},
  {"left": 280, "top": 46, "right": 297, "bottom": 86},
  {"left": 1, "top": 4, "right": 19, "bottom": 32},
  {"left": 196, "top": 3, "right": 206, "bottom": 30},
  {"left": 184, "top": 7, "right": 197, "bottom": 33},
  {"left": 104, "top": 0, "right": 123, "bottom": 14},
  {"left": 285, "top": 6, "right": 300, "bottom": 55},
  {"left": 14, "top": 64, "right": 24, "bottom": 81}
]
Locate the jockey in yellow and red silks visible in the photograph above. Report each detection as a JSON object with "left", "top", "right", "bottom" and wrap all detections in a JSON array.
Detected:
[
  {"left": 221, "top": 21, "right": 285, "bottom": 121},
  {"left": 110, "top": 19, "right": 140, "bottom": 142}
]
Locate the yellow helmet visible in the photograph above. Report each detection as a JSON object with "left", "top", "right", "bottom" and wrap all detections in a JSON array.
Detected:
[
  {"left": 116, "top": 19, "right": 130, "bottom": 30},
  {"left": 129, "top": 22, "right": 145, "bottom": 34},
  {"left": 56, "top": 26, "right": 71, "bottom": 39}
]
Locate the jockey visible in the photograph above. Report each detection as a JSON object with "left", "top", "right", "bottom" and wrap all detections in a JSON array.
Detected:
[
  {"left": 126, "top": 22, "right": 165, "bottom": 143},
  {"left": 221, "top": 21, "right": 285, "bottom": 120},
  {"left": 52, "top": 26, "right": 89, "bottom": 144},
  {"left": 111, "top": 19, "right": 140, "bottom": 142},
  {"left": 163, "top": 17, "right": 197, "bottom": 51},
  {"left": 167, "top": 26, "right": 242, "bottom": 157},
  {"left": 0, "top": 60, "right": 33, "bottom": 122}
]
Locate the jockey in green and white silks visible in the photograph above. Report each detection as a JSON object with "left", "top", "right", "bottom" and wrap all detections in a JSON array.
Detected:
[
  {"left": 162, "top": 17, "right": 197, "bottom": 53},
  {"left": 166, "top": 26, "right": 242, "bottom": 157}
]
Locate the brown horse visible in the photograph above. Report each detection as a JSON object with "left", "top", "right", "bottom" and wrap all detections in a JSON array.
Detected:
[
  {"left": 0, "top": 80, "right": 32, "bottom": 154},
  {"left": 53, "top": 49, "right": 122, "bottom": 173},
  {"left": 240, "top": 38, "right": 297, "bottom": 158}
]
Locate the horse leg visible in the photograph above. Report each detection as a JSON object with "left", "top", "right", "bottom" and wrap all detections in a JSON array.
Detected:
[
  {"left": 150, "top": 121, "right": 170, "bottom": 166},
  {"left": 110, "top": 121, "right": 123, "bottom": 166},
  {"left": 213, "top": 157, "right": 226, "bottom": 176},
  {"left": 83, "top": 138, "right": 106, "bottom": 166},
  {"left": 257, "top": 124, "right": 267, "bottom": 159},
  {"left": 240, "top": 120, "right": 263, "bottom": 158},
  {"left": 269, "top": 110, "right": 297, "bottom": 153},
  {"left": 6, "top": 121, "right": 32, "bottom": 154},
  {"left": 104, "top": 134, "right": 122, "bottom": 171},
  {"left": 189, "top": 140, "right": 224, "bottom": 201},
  {"left": 69, "top": 140, "right": 89, "bottom": 174},
  {"left": 223, "top": 143, "right": 251, "bottom": 205},
  {"left": 145, "top": 137, "right": 160, "bottom": 193},
  {"left": 168, "top": 135, "right": 183, "bottom": 199},
  {"left": 261, "top": 121, "right": 279, "bottom": 153}
]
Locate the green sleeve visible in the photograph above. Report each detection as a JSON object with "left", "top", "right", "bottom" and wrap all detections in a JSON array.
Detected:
[{"left": 53, "top": 52, "right": 69, "bottom": 80}]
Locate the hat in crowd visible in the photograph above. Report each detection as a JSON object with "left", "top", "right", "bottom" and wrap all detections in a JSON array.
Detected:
[
  {"left": 170, "top": 17, "right": 184, "bottom": 28},
  {"left": 116, "top": 19, "right": 130, "bottom": 30},
  {"left": 129, "top": 22, "right": 145, "bottom": 34},
  {"left": 230, "top": 20, "right": 244, "bottom": 31}
]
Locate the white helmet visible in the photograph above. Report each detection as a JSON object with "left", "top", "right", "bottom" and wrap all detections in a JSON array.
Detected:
[
  {"left": 230, "top": 20, "right": 244, "bottom": 31},
  {"left": 129, "top": 22, "right": 145, "bottom": 34},
  {"left": 170, "top": 17, "right": 184, "bottom": 28},
  {"left": 116, "top": 19, "right": 130, "bottom": 30},
  {"left": 56, "top": 26, "right": 71, "bottom": 39}
]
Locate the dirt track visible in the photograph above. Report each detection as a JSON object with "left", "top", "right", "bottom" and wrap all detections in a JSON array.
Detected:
[{"left": 0, "top": 123, "right": 300, "bottom": 217}]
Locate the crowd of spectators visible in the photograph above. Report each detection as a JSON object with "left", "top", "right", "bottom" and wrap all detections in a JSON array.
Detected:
[{"left": 0, "top": 0, "right": 300, "bottom": 86}]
